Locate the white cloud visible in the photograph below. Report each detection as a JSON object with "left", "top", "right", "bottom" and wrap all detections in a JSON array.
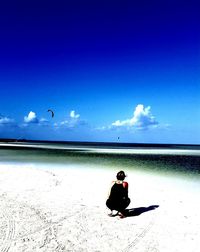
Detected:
[
  {"left": 0, "top": 117, "right": 15, "bottom": 125},
  {"left": 111, "top": 104, "right": 158, "bottom": 130},
  {"left": 40, "top": 118, "right": 48, "bottom": 123},
  {"left": 55, "top": 110, "right": 88, "bottom": 130},
  {"left": 38, "top": 118, "right": 50, "bottom": 126},
  {"left": 57, "top": 110, "right": 82, "bottom": 129},
  {"left": 60, "top": 120, "right": 69, "bottom": 126},
  {"left": 70, "top": 110, "right": 80, "bottom": 119},
  {"left": 21, "top": 112, "right": 50, "bottom": 128},
  {"left": 24, "top": 111, "right": 38, "bottom": 123}
]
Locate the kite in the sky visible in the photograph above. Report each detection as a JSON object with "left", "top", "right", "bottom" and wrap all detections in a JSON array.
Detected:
[{"left": 47, "top": 109, "right": 54, "bottom": 118}]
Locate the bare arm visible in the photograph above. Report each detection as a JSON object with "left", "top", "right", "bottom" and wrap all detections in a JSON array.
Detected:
[
  {"left": 123, "top": 181, "right": 128, "bottom": 189},
  {"left": 123, "top": 181, "right": 129, "bottom": 198}
]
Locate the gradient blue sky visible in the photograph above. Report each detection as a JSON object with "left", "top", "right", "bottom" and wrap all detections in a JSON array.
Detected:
[{"left": 0, "top": 0, "right": 199, "bottom": 143}]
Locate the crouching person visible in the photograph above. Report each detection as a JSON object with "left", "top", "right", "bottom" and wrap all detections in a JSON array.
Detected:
[{"left": 106, "top": 170, "right": 130, "bottom": 218}]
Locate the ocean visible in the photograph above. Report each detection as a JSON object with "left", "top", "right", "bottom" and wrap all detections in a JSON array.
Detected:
[{"left": 0, "top": 140, "right": 200, "bottom": 179}]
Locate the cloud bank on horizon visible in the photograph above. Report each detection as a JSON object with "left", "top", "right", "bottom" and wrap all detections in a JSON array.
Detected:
[
  {"left": 0, "top": 101, "right": 199, "bottom": 144},
  {"left": 0, "top": 104, "right": 161, "bottom": 139}
]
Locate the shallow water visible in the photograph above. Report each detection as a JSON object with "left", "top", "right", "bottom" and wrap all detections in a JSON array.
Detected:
[{"left": 0, "top": 142, "right": 200, "bottom": 179}]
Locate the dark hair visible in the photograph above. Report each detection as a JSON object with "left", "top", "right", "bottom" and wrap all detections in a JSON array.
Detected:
[{"left": 116, "top": 170, "right": 126, "bottom": 181}]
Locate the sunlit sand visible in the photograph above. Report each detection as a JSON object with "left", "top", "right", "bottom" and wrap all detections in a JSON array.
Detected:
[{"left": 0, "top": 162, "right": 199, "bottom": 251}]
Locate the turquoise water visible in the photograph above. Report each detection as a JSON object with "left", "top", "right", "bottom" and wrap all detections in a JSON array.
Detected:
[{"left": 0, "top": 142, "right": 200, "bottom": 179}]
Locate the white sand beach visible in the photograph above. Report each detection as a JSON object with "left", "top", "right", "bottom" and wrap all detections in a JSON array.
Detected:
[{"left": 0, "top": 163, "right": 200, "bottom": 252}]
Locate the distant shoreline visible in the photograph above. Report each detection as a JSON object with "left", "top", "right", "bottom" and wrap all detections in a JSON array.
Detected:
[{"left": 0, "top": 138, "right": 200, "bottom": 149}]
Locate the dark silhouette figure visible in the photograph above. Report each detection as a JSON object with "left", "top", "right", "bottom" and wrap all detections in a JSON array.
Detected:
[
  {"left": 47, "top": 109, "right": 54, "bottom": 118},
  {"left": 106, "top": 171, "right": 130, "bottom": 217}
]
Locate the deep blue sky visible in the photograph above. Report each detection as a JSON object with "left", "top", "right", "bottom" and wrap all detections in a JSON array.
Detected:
[{"left": 0, "top": 0, "right": 199, "bottom": 143}]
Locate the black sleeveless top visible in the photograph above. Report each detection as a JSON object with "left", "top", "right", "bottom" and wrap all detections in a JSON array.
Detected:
[{"left": 109, "top": 183, "right": 128, "bottom": 200}]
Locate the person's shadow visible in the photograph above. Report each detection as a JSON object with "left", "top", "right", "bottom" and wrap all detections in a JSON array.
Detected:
[{"left": 123, "top": 205, "right": 159, "bottom": 217}]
